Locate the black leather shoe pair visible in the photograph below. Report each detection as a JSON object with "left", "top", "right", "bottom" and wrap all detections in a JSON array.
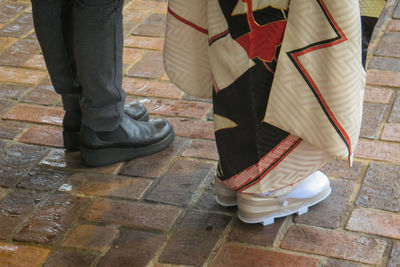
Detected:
[
  {"left": 63, "top": 101, "right": 149, "bottom": 151},
  {"left": 80, "top": 115, "right": 175, "bottom": 167}
]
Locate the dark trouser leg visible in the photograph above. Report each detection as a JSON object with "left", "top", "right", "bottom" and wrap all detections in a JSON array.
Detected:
[
  {"left": 361, "top": 16, "right": 379, "bottom": 68},
  {"left": 73, "top": 0, "right": 126, "bottom": 132},
  {"left": 31, "top": 0, "right": 82, "bottom": 150}
]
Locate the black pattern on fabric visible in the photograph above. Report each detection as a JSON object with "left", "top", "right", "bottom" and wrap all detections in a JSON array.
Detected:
[{"left": 213, "top": 3, "right": 289, "bottom": 182}]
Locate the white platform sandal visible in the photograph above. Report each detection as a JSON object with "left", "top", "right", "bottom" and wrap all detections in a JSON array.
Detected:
[
  {"left": 237, "top": 171, "right": 331, "bottom": 226},
  {"left": 214, "top": 178, "right": 237, "bottom": 207}
]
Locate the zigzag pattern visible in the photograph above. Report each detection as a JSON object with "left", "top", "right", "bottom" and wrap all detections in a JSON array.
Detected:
[
  {"left": 264, "top": 0, "right": 364, "bottom": 161},
  {"left": 287, "top": 0, "right": 351, "bottom": 159},
  {"left": 164, "top": 0, "right": 212, "bottom": 98},
  {"left": 242, "top": 139, "right": 333, "bottom": 194}
]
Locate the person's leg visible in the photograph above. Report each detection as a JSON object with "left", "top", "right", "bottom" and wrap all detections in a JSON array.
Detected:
[
  {"left": 31, "top": 0, "right": 150, "bottom": 152},
  {"left": 72, "top": 0, "right": 125, "bottom": 131},
  {"left": 31, "top": 0, "right": 82, "bottom": 150},
  {"left": 72, "top": 0, "right": 174, "bottom": 166}
]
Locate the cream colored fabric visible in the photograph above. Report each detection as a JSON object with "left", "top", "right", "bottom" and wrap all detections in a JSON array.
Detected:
[
  {"left": 224, "top": 139, "right": 333, "bottom": 194},
  {"left": 360, "top": 0, "right": 386, "bottom": 17},
  {"left": 164, "top": 0, "right": 364, "bottom": 193},
  {"left": 232, "top": 0, "right": 290, "bottom": 15},
  {"left": 163, "top": 0, "right": 211, "bottom": 98},
  {"left": 264, "top": 0, "right": 365, "bottom": 162}
]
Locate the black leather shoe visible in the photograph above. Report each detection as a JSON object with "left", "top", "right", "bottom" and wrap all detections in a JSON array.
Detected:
[
  {"left": 80, "top": 116, "right": 175, "bottom": 167},
  {"left": 63, "top": 101, "right": 149, "bottom": 151}
]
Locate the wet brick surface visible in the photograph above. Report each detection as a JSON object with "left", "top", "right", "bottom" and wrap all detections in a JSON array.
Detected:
[{"left": 0, "top": 1, "right": 398, "bottom": 266}]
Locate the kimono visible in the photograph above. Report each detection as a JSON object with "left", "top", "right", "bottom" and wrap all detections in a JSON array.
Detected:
[{"left": 163, "top": 0, "right": 385, "bottom": 194}]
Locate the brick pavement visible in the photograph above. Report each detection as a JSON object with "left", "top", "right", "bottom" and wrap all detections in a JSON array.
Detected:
[{"left": 0, "top": 0, "right": 399, "bottom": 266}]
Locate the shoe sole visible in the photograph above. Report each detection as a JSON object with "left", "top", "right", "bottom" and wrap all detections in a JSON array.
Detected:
[
  {"left": 214, "top": 178, "right": 238, "bottom": 206},
  {"left": 238, "top": 185, "right": 331, "bottom": 226},
  {"left": 81, "top": 131, "right": 175, "bottom": 167},
  {"left": 63, "top": 114, "right": 150, "bottom": 152},
  {"left": 215, "top": 195, "right": 238, "bottom": 207},
  {"left": 63, "top": 131, "right": 80, "bottom": 152}
]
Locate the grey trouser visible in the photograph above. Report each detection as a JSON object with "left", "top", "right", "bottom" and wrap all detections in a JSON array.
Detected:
[{"left": 31, "top": 0, "right": 126, "bottom": 131}]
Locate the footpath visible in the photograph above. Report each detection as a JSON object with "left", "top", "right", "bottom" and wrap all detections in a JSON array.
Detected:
[{"left": 0, "top": 0, "right": 399, "bottom": 266}]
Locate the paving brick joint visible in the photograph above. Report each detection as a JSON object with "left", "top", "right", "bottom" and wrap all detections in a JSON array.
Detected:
[{"left": 0, "top": 0, "right": 399, "bottom": 266}]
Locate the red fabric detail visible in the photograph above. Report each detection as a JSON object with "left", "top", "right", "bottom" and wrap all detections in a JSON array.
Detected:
[
  {"left": 168, "top": 7, "right": 208, "bottom": 34},
  {"left": 209, "top": 29, "right": 229, "bottom": 45},
  {"left": 222, "top": 135, "right": 301, "bottom": 191},
  {"left": 290, "top": 0, "right": 351, "bottom": 159},
  {"left": 236, "top": 0, "right": 287, "bottom": 62}
]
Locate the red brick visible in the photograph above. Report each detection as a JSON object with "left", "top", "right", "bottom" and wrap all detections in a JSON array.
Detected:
[
  {"left": 294, "top": 179, "right": 355, "bottom": 228},
  {"left": 0, "top": 13, "right": 33, "bottom": 38},
  {"left": 0, "top": 120, "right": 26, "bottom": 139},
  {"left": 0, "top": 2, "right": 27, "bottom": 23},
  {"left": 194, "top": 185, "right": 236, "bottom": 213},
  {"left": 62, "top": 173, "right": 152, "bottom": 200},
  {"left": 0, "top": 242, "right": 50, "bottom": 267},
  {"left": 360, "top": 102, "right": 387, "bottom": 138},
  {"left": 388, "top": 20, "right": 400, "bottom": 31},
  {"left": 126, "top": 1, "right": 167, "bottom": 13},
  {"left": 346, "top": 208, "right": 400, "bottom": 239},
  {"left": 0, "top": 190, "right": 48, "bottom": 239},
  {"left": 388, "top": 242, "right": 400, "bottom": 267},
  {"left": 324, "top": 259, "right": 363, "bottom": 267},
  {"left": 355, "top": 139, "right": 400, "bottom": 163},
  {"left": 389, "top": 91, "right": 400, "bottom": 122},
  {"left": 210, "top": 244, "right": 319, "bottom": 267},
  {"left": 40, "top": 148, "right": 122, "bottom": 174},
  {"left": 0, "top": 99, "right": 14, "bottom": 116},
  {"left": 123, "top": 9, "right": 148, "bottom": 24},
  {"left": 98, "top": 229, "right": 165, "bottom": 267},
  {"left": 0, "top": 66, "right": 46, "bottom": 84},
  {"left": 166, "top": 117, "right": 215, "bottom": 140},
  {"left": 146, "top": 158, "right": 215, "bottom": 206},
  {"left": 320, "top": 159, "right": 364, "bottom": 180},
  {"left": 63, "top": 225, "right": 118, "bottom": 252},
  {"left": 369, "top": 56, "right": 400, "bottom": 72},
  {"left": 0, "top": 39, "right": 40, "bottom": 67},
  {"left": 124, "top": 35, "right": 164, "bottom": 50},
  {"left": 22, "top": 84, "right": 61, "bottom": 106},
  {"left": 123, "top": 78, "right": 183, "bottom": 99},
  {"left": 0, "top": 36, "right": 17, "bottom": 50},
  {"left": 366, "top": 70, "right": 400, "bottom": 88},
  {"left": 228, "top": 218, "right": 285, "bottom": 247},
  {"left": 0, "top": 143, "right": 49, "bottom": 187},
  {"left": 140, "top": 98, "right": 211, "bottom": 120},
  {"left": 381, "top": 123, "right": 400, "bottom": 141},
  {"left": 84, "top": 198, "right": 181, "bottom": 231},
  {"left": 356, "top": 163, "right": 400, "bottom": 212},
  {"left": 127, "top": 51, "right": 165, "bottom": 78},
  {"left": 159, "top": 211, "right": 231, "bottom": 266},
  {"left": 281, "top": 225, "right": 387, "bottom": 265},
  {"left": 364, "top": 86, "right": 393, "bottom": 103},
  {"left": 122, "top": 47, "right": 145, "bottom": 63},
  {"left": 43, "top": 249, "right": 97, "bottom": 267},
  {"left": 16, "top": 167, "right": 70, "bottom": 191},
  {"left": 375, "top": 32, "right": 400, "bottom": 58},
  {"left": 132, "top": 13, "right": 166, "bottom": 37},
  {"left": 15, "top": 195, "right": 90, "bottom": 244},
  {"left": 2, "top": 103, "right": 63, "bottom": 126},
  {"left": 182, "top": 139, "right": 219, "bottom": 160},
  {"left": 22, "top": 54, "right": 46, "bottom": 70},
  {"left": 120, "top": 136, "right": 187, "bottom": 178},
  {"left": 20, "top": 125, "right": 63, "bottom": 148},
  {"left": 0, "top": 83, "right": 31, "bottom": 100}
]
